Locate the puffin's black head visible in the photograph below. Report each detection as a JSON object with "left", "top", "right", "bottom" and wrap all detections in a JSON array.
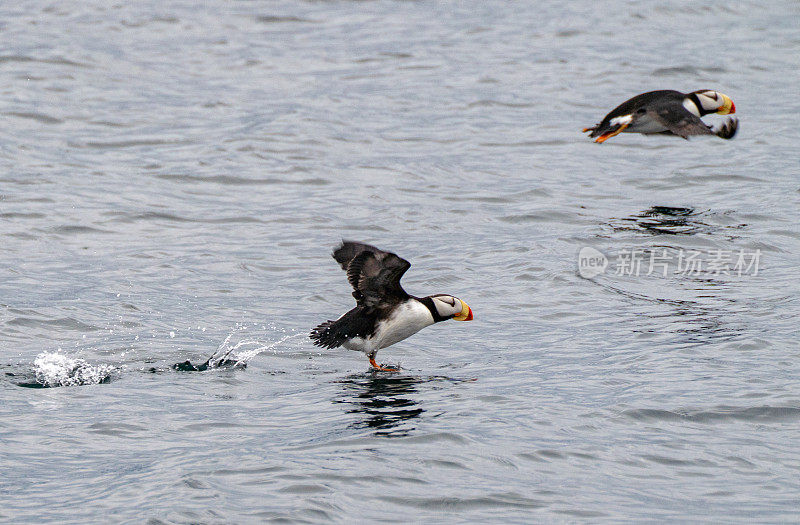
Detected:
[{"left": 428, "top": 294, "right": 473, "bottom": 322}]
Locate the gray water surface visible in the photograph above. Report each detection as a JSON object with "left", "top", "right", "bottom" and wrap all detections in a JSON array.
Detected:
[{"left": 2, "top": 1, "right": 800, "bottom": 523}]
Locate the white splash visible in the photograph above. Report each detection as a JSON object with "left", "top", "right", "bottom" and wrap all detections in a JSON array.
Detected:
[
  {"left": 206, "top": 331, "right": 305, "bottom": 368},
  {"left": 33, "top": 351, "right": 116, "bottom": 387}
]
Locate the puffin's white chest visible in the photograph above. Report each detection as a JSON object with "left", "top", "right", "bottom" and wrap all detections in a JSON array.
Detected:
[
  {"left": 343, "top": 300, "right": 434, "bottom": 354},
  {"left": 609, "top": 113, "right": 666, "bottom": 135},
  {"left": 628, "top": 118, "right": 668, "bottom": 134}
]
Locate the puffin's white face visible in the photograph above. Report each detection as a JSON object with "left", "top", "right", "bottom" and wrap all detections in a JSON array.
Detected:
[
  {"left": 430, "top": 295, "right": 473, "bottom": 321},
  {"left": 693, "top": 90, "right": 736, "bottom": 115}
]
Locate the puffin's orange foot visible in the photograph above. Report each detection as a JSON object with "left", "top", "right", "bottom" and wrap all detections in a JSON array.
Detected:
[
  {"left": 369, "top": 357, "right": 399, "bottom": 372},
  {"left": 594, "top": 122, "right": 630, "bottom": 143}
]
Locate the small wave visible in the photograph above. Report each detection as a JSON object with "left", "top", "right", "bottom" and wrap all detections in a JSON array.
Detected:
[
  {"left": 652, "top": 65, "right": 728, "bottom": 76},
  {"left": 0, "top": 55, "right": 90, "bottom": 67},
  {"left": 49, "top": 225, "right": 114, "bottom": 235},
  {"left": 254, "top": 15, "right": 315, "bottom": 24},
  {"left": 80, "top": 138, "right": 190, "bottom": 149},
  {"left": 624, "top": 406, "right": 800, "bottom": 423},
  {"left": 5, "top": 111, "right": 63, "bottom": 124},
  {"left": 29, "top": 352, "right": 116, "bottom": 388},
  {"left": 155, "top": 173, "right": 330, "bottom": 186}
]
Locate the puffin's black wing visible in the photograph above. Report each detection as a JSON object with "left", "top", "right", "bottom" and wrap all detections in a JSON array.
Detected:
[
  {"left": 332, "top": 241, "right": 411, "bottom": 307},
  {"left": 646, "top": 103, "right": 715, "bottom": 139},
  {"left": 332, "top": 241, "right": 377, "bottom": 270}
]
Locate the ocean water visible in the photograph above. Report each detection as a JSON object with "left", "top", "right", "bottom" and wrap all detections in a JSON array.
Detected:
[{"left": 2, "top": 1, "right": 799, "bottom": 522}]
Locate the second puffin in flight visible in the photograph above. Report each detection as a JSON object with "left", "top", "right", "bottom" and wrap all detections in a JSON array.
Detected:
[
  {"left": 583, "top": 89, "right": 738, "bottom": 143},
  {"left": 310, "top": 241, "right": 473, "bottom": 371}
]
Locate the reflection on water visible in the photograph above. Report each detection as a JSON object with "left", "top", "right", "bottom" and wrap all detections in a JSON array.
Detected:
[
  {"left": 669, "top": 303, "right": 743, "bottom": 345},
  {"left": 599, "top": 203, "right": 751, "bottom": 347},
  {"left": 614, "top": 206, "right": 708, "bottom": 235},
  {"left": 334, "top": 374, "right": 425, "bottom": 437},
  {"left": 631, "top": 296, "right": 745, "bottom": 347},
  {"left": 636, "top": 206, "right": 697, "bottom": 236}
]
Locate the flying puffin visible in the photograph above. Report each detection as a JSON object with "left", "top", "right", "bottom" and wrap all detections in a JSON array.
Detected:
[
  {"left": 583, "top": 90, "right": 738, "bottom": 143},
  {"left": 310, "top": 241, "right": 473, "bottom": 371}
]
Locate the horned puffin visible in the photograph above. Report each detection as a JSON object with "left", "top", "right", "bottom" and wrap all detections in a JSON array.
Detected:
[
  {"left": 583, "top": 89, "right": 738, "bottom": 143},
  {"left": 310, "top": 241, "right": 473, "bottom": 371}
]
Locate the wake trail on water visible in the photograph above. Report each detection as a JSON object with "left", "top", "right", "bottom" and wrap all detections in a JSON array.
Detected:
[{"left": 11, "top": 329, "right": 306, "bottom": 387}]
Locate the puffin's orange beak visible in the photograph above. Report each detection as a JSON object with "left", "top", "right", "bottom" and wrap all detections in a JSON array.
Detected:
[
  {"left": 453, "top": 301, "right": 473, "bottom": 321},
  {"left": 717, "top": 94, "right": 735, "bottom": 115}
]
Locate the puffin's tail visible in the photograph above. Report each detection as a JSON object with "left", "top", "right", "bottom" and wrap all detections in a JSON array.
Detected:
[
  {"left": 309, "top": 321, "right": 345, "bottom": 349},
  {"left": 715, "top": 117, "right": 738, "bottom": 140}
]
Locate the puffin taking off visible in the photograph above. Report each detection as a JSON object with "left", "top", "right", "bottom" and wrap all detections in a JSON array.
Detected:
[
  {"left": 310, "top": 241, "right": 473, "bottom": 371},
  {"left": 583, "top": 90, "right": 738, "bottom": 143}
]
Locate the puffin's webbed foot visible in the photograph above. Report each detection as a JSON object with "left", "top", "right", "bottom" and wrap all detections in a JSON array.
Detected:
[
  {"left": 369, "top": 356, "right": 399, "bottom": 372},
  {"left": 593, "top": 121, "right": 630, "bottom": 143}
]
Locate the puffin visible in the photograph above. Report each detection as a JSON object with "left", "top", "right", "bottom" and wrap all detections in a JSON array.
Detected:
[
  {"left": 310, "top": 241, "right": 473, "bottom": 371},
  {"left": 583, "top": 89, "right": 738, "bottom": 143}
]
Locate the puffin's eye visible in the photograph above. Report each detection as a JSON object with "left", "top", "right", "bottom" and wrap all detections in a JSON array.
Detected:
[{"left": 636, "top": 108, "right": 647, "bottom": 115}]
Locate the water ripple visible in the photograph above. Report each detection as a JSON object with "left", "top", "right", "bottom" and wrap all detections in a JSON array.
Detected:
[{"left": 624, "top": 406, "right": 800, "bottom": 423}]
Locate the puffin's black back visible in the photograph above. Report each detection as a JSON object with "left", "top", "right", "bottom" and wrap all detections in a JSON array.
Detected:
[
  {"left": 309, "top": 307, "right": 378, "bottom": 349},
  {"left": 599, "top": 90, "right": 684, "bottom": 125}
]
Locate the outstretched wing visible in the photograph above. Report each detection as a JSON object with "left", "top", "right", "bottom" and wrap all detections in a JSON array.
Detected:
[
  {"left": 647, "top": 104, "right": 714, "bottom": 139},
  {"left": 332, "top": 241, "right": 374, "bottom": 270},
  {"left": 331, "top": 241, "right": 411, "bottom": 307}
]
